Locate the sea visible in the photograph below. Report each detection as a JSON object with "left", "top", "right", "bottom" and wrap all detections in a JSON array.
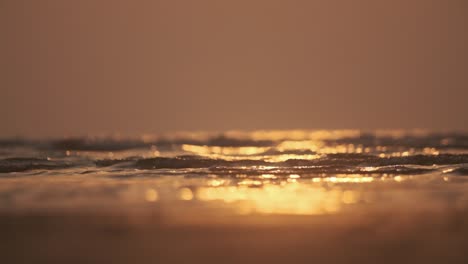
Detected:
[{"left": 1, "top": 130, "right": 468, "bottom": 263}]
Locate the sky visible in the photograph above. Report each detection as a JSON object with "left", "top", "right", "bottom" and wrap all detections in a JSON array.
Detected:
[{"left": 1, "top": 0, "right": 467, "bottom": 138}]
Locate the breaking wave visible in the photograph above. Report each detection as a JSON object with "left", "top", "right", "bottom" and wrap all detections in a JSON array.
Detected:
[{"left": 1, "top": 130, "right": 468, "bottom": 176}]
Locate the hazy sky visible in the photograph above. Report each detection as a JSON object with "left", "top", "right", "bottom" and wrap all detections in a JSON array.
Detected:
[{"left": 1, "top": 0, "right": 467, "bottom": 138}]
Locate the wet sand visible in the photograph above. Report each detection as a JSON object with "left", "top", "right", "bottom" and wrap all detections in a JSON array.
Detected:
[{"left": 2, "top": 206, "right": 468, "bottom": 264}]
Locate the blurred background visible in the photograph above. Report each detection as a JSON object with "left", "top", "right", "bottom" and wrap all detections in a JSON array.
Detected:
[{"left": 1, "top": 0, "right": 467, "bottom": 138}]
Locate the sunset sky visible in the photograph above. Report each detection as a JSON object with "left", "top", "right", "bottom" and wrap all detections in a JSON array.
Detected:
[{"left": 1, "top": 0, "right": 467, "bottom": 138}]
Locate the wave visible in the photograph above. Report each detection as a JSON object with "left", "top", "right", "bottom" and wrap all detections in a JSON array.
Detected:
[
  {"left": 327, "top": 132, "right": 468, "bottom": 149},
  {"left": 449, "top": 166, "right": 468, "bottom": 176},
  {"left": 2, "top": 152, "right": 467, "bottom": 174},
  {"left": 0, "top": 157, "right": 74, "bottom": 173},
  {"left": 2, "top": 131, "right": 468, "bottom": 152},
  {"left": 2, "top": 131, "right": 468, "bottom": 175},
  {"left": 93, "top": 154, "right": 468, "bottom": 174}
]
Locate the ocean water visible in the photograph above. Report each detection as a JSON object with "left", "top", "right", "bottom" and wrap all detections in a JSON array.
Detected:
[{"left": 1, "top": 130, "right": 468, "bottom": 263}]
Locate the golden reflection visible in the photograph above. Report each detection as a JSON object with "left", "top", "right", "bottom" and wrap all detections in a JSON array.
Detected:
[
  {"left": 315, "top": 145, "right": 360, "bottom": 154},
  {"left": 361, "top": 167, "right": 378, "bottom": 172},
  {"left": 265, "top": 154, "right": 321, "bottom": 162},
  {"left": 178, "top": 188, "right": 194, "bottom": 200},
  {"left": 341, "top": 190, "right": 358, "bottom": 204},
  {"left": 259, "top": 174, "right": 277, "bottom": 179},
  {"left": 244, "top": 130, "right": 360, "bottom": 141},
  {"left": 207, "top": 179, "right": 225, "bottom": 187},
  {"left": 178, "top": 130, "right": 444, "bottom": 162},
  {"left": 195, "top": 183, "right": 359, "bottom": 215},
  {"left": 423, "top": 147, "right": 440, "bottom": 155},
  {"left": 276, "top": 140, "right": 321, "bottom": 151},
  {"left": 145, "top": 189, "right": 159, "bottom": 202},
  {"left": 182, "top": 144, "right": 322, "bottom": 162},
  {"left": 311, "top": 176, "right": 374, "bottom": 183},
  {"left": 257, "top": 166, "right": 279, "bottom": 170},
  {"left": 182, "top": 144, "right": 269, "bottom": 157},
  {"left": 152, "top": 129, "right": 363, "bottom": 144},
  {"left": 238, "top": 179, "right": 263, "bottom": 186},
  {"left": 393, "top": 176, "right": 404, "bottom": 182}
]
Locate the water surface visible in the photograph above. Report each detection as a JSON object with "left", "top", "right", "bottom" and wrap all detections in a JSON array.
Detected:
[{"left": 1, "top": 130, "right": 468, "bottom": 263}]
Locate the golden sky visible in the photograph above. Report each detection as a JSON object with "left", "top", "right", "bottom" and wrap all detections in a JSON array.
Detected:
[{"left": 1, "top": 0, "right": 467, "bottom": 137}]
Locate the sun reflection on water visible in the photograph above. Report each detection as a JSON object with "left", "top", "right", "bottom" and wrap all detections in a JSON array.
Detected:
[
  {"left": 311, "top": 176, "right": 374, "bottom": 183},
  {"left": 145, "top": 188, "right": 159, "bottom": 202},
  {"left": 3, "top": 129, "right": 462, "bottom": 220},
  {"left": 181, "top": 144, "right": 269, "bottom": 157},
  {"left": 193, "top": 176, "right": 374, "bottom": 215},
  {"left": 179, "top": 130, "right": 444, "bottom": 162}
]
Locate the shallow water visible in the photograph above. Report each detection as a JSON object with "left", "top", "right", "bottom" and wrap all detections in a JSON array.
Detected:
[{"left": 1, "top": 130, "right": 468, "bottom": 263}]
